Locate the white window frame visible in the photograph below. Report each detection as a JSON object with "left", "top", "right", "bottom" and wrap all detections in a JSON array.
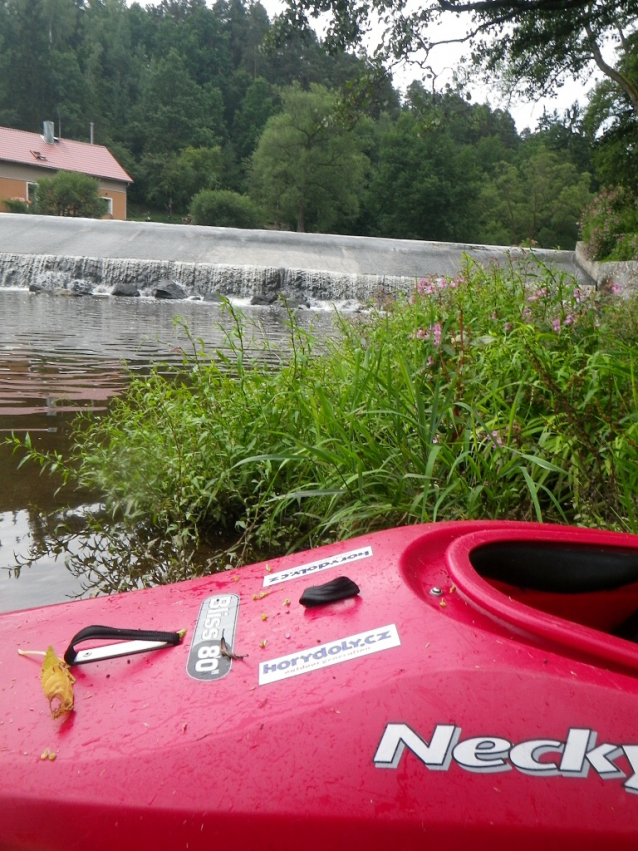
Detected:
[
  {"left": 101, "top": 195, "right": 114, "bottom": 216},
  {"left": 26, "top": 181, "right": 38, "bottom": 206}
]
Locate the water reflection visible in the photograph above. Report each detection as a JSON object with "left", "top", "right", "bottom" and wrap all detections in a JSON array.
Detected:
[{"left": 0, "top": 290, "right": 337, "bottom": 612}]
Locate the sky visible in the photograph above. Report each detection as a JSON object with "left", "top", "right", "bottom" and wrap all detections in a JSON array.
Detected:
[{"left": 257, "top": 0, "right": 602, "bottom": 132}]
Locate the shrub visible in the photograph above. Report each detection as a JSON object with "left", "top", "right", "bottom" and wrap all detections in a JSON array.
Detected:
[
  {"left": 36, "top": 171, "right": 108, "bottom": 218},
  {"left": 581, "top": 187, "right": 638, "bottom": 261},
  {"left": 190, "top": 189, "right": 263, "bottom": 229},
  {"left": 3, "top": 198, "right": 31, "bottom": 214}
]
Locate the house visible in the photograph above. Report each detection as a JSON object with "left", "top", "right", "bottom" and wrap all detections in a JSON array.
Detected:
[{"left": 0, "top": 122, "right": 132, "bottom": 219}]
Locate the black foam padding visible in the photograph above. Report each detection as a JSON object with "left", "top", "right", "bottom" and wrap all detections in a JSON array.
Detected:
[
  {"left": 470, "top": 541, "right": 638, "bottom": 594},
  {"left": 299, "top": 576, "right": 360, "bottom": 607}
]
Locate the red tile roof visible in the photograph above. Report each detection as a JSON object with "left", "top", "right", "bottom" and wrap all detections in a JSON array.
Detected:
[{"left": 0, "top": 126, "right": 132, "bottom": 183}]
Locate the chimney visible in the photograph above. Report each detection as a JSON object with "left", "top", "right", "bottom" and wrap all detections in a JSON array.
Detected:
[
  {"left": 43, "top": 121, "right": 55, "bottom": 144},
  {"left": 89, "top": 122, "right": 94, "bottom": 145}
]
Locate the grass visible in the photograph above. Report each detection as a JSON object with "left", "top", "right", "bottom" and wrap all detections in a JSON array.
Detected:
[{"left": 13, "top": 257, "right": 638, "bottom": 586}]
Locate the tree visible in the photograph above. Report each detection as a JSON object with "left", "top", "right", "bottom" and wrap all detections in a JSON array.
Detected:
[
  {"left": 583, "top": 37, "right": 638, "bottom": 194},
  {"left": 479, "top": 146, "right": 591, "bottom": 248},
  {"left": 35, "top": 171, "right": 108, "bottom": 217},
  {"left": 364, "top": 108, "right": 485, "bottom": 242},
  {"left": 280, "top": 0, "right": 638, "bottom": 115},
  {"left": 232, "top": 77, "right": 281, "bottom": 162},
  {"left": 128, "top": 49, "right": 226, "bottom": 155},
  {"left": 137, "top": 146, "right": 225, "bottom": 213},
  {"left": 250, "top": 83, "right": 369, "bottom": 232}
]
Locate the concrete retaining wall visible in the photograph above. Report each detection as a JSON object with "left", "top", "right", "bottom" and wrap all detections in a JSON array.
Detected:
[
  {"left": 575, "top": 242, "right": 638, "bottom": 295},
  {"left": 0, "top": 213, "right": 594, "bottom": 286}
]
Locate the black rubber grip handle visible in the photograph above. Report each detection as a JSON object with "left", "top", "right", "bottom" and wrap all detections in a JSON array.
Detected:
[
  {"left": 64, "top": 625, "right": 183, "bottom": 665},
  {"left": 299, "top": 576, "right": 360, "bottom": 608}
]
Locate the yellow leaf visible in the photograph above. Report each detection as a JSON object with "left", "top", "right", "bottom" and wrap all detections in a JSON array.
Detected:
[{"left": 41, "top": 647, "right": 75, "bottom": 719}]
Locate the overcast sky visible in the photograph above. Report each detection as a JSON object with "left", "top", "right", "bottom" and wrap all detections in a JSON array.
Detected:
[{"left": 257, "top": 0, "right": 601, "bottom": 132}]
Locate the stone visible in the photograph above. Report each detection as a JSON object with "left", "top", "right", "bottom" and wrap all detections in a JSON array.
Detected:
[
  {"left": 250, "top": 293, "right": 277, "bottom": 306},
  {"left": 112, "top": 281, "right": 140, "bottom": 297},
  {"left": 71, "top": 279, "right": 94, "bottom": 296},
  {"left": 154, "top": 279, "right": 186, "bottom": 299},
  {"left": 279, "top": 295, "right": 310, "bottom": 309}
]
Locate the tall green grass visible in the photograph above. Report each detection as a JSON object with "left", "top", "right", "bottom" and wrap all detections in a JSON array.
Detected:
[{"left": 17, "top": 259, "right": 638, "bottom": 571}]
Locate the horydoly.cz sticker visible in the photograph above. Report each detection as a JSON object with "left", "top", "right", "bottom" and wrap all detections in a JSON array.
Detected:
[
  {"left": 187, "top": 594, "right": 240, "bottom": 681},
  {"left": 374, "top": 723, "right": 638, "bottom": 795},
  {"left": 258, "top": 624, "right": 400, "bottom": 685},
  {"left": 262, "top": 546, "right": 373, "bottom": 588}
]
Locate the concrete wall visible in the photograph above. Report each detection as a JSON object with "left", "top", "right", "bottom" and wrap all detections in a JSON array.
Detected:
[
  {"left": 575, "top": 242, "right": 638, "bottom": 295},
  {"left": 0, "top": 213, "right": 593, "bottom": 285}
]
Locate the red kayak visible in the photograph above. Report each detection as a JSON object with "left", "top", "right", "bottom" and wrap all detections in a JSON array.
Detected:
[{"left": 2, "top": 520, "right": 638, "bottom": 850}]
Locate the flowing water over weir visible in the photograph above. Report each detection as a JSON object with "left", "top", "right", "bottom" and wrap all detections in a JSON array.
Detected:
[
  {"left": 0, "top": 289, "right": 337, "bottom": 613},
  {"left": 0, "top": 251, "right": 413, "bottom": 302}
]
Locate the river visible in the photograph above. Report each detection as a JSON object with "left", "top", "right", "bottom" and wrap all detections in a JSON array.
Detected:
[{"left": 0, "top": 289, "right": 337, "bottom": 613}]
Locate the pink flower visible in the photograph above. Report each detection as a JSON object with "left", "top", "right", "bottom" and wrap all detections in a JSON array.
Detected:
[
  {"left": 417, "top": 278, "right": 435, "bottom": 296},
  {"left": 563, "top": 314, "right": 575, "bottom": 326},
  {"left": 611, "top": 282, "right": 622, "bottom": 295},
  {"left": 490, "top": 430, "right": 503, "bottom": 446},
  {"left": 551, "top": 318, "right": 561, "bottom": 332},
  {"left": 491, "top": 311, "right": 498, "bottom": 320},
  {"left": 504, "top": 322, "right": 513, "bottom": 332},
  {"left": 522, "top": 308, "right": 532, "bottom": 320},
  {"left": 432, "top": 323, "right": 442, "bottom": 347}
]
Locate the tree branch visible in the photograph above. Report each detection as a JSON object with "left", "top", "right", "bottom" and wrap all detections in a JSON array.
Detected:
[
  {"left": 435, "top": 0, "right": 592, "bottom": 14},
  {"left": 585, "top": 22, "right": 638, "bottom": 114}
]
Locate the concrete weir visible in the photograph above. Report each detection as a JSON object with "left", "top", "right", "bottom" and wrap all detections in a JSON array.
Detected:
[{"left": 0, "top": 214, "right": 594, "bottom": 301}]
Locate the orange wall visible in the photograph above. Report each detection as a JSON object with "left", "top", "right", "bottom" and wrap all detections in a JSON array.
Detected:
[
  {"left": 0, "top": 174, "right": 127, "bottom": 219},
  {"left": 99, "top": 189, "right": 127, "bottom": 220},
  {"left": 0, "top": 176, "right": 30, "bottom": 210}
]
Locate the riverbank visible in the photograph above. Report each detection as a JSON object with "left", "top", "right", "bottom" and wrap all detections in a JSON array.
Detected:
[{"left": 23, "top": 260, "right": 637, "bottom": 595}]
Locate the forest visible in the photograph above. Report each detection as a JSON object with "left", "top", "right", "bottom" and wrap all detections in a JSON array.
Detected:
[{"left": 0, "top": 0, "right": 636, "bottom": 252}]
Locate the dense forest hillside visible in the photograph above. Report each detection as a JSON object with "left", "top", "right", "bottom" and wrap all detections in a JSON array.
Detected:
[{"left": 0, "top": 0, "right": 634, "bottom": 249}]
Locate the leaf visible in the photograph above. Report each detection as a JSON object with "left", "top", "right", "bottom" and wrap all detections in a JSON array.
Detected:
[
  {"left": 472, "top": 335, "right": 497, "bottom": 347},
  {"left": 41, "top": 646, "right": 75, "bottom": 719}
]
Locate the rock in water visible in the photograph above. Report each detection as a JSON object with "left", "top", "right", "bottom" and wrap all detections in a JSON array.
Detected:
[
  {"left": 112, "top": 281, "right": 140, "bottom": 297},
  {"left": 154, "top": 279, "right": 186, "bottom": 299},
  {"left": 250, "top": 293, "right": 277, "bottom": 306}
]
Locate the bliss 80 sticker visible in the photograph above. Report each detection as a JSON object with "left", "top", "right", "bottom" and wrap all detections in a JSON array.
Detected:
[{"left": 187, "top": 594, "right": 240, "bottom": 681}]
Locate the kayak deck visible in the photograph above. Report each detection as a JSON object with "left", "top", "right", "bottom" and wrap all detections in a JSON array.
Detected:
[{"left": 2, "top": 520, "right": 638, "bottom": 850}]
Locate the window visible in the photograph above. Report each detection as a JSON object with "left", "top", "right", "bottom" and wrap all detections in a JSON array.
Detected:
[
  {"left": 26, "top": 182, "right": 38, "bottom": 207},
  {"left": 101, "top": 195, "right": 113, "bottom": 216}
]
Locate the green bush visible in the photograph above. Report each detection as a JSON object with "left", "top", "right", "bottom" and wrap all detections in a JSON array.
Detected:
[
  {"left": 3, "top": 198, "right": 31, "bottom": 214},
  {"left": 581, "top": 187, "right": 638, "bottom": 261},
  {"left": 20, "top": 258, "right": 638, "bottom": 578},
  {"left": 190, "top": 189, "right": 263, "bottom": 229},
  {"left": 36, "top": 171, "right": 108, "bottom": 218}
]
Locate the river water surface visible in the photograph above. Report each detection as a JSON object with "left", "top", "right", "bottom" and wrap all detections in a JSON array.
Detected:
[{"left": 1, "top": 290, "right": 336, "bottom": 613}]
